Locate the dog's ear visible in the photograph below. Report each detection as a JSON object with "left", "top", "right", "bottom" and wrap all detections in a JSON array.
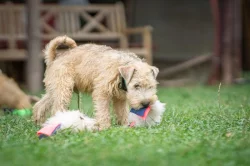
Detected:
[
  {"left": 151, "top": 66, "right": 159, "bottom": 79},
  {"left": 118, "top": 65, "right": 135, "bottom": 84}
]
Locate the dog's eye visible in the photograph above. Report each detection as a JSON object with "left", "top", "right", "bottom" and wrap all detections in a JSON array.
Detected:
[
  {"left": 134, "top": 84, "right": 140, "bottom": 89},
  {"left": 149, "top": 86, "right": 153, "bottom": 89}
]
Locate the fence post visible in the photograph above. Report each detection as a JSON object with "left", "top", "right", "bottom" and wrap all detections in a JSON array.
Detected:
[{"left": 26, "top": 0, "right": 43, "bottom": 93}]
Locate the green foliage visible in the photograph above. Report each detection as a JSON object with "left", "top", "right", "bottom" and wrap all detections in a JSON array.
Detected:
[{"left": 0, "top": 85, "right": 250, "bottom": 166}]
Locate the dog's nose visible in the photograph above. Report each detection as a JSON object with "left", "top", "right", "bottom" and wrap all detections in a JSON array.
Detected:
[{"left": 141, "top": 101, "right": 150, "bottom": 107}]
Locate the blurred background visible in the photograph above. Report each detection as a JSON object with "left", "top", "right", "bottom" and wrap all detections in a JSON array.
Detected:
[{"left": 0, "top": 0, "right": 247, "bottom": 93}]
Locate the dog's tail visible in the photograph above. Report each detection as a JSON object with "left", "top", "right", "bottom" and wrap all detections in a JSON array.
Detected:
[{"left": 44, "top": 35, "right": 77, "bottom": 65}]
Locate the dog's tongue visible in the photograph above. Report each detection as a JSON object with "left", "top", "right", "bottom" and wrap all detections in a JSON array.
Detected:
[{"left": 130, "top": 106, "right": 151, "bottom": 120}]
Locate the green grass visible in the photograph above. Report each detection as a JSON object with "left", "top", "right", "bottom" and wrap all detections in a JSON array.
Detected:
[{"left": 1, "top": 84, "right": 250, "bottom": 166}]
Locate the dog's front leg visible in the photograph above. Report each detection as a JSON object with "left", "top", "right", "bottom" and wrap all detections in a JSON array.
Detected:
[
  {"left": 33, "top": 93, "right": 52, "bottom": 125},
  {"left": 92, "top": 90, "right": 111, "bottom": 130},
  {"left": 113, "top": 97, "right": 129, "bottom": 126}
]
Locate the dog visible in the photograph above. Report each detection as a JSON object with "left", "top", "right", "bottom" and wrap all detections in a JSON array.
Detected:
[
  {"left": 0, "top": 71, "right": 39, "bottom": 109},
  {"left": 42, "top": 100, "right": 166, "bottom": 132},
  {"left": 33, "top": 36, "right": 159, "bottom": 130}
]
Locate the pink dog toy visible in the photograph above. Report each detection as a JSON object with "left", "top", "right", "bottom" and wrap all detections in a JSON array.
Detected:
[
  {"left": 129, "top": 106, "right": 151, "bottom": 127},
  {"left": 37, "top": 123, "right": 61, "bottom": 139}
]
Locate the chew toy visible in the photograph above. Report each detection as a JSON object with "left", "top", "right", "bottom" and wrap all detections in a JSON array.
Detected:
[
  {"left": 3, "top": 108, "right": 32, "bottom": 117},
  {"left": 37, "top": 123, "right": 61, "bottom": 139},
  {"left": 129, "top": 106, "right": 151, "bottom": 127},
  {"left": 12, "top": 109, "right": 32, "bottom": 116},
  {"left": 130, "top": 106, "right": 151, "bottom": 120}
]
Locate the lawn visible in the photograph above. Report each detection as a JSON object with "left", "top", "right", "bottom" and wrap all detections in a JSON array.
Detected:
[{"left": 0, "top": 84, "right": 250, "bottom": 166}]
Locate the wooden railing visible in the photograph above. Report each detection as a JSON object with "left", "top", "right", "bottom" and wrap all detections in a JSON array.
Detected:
[{"left": 0, "top": 2, "right": 153, "bottom": 64}]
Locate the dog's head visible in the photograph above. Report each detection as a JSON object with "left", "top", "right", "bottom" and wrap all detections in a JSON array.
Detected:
[{"left": 119, "top": 62, "right": 159, "bottom": 109}]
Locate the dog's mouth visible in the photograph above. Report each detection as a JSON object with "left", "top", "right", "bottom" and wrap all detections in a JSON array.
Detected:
[
  {"left": 129, "top": 97, "right": 156, "bottom": 110},
  {"left": 130, "top": 100, "right": 154, "bottom": 110},
  {"left": 130, "top": 103, "right": 146, "bottom": 110}
]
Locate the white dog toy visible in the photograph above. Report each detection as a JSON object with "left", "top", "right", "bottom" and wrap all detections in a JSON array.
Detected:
[
  {"left": 128, "top": 100, "right": 166, "bottom": 127},
  {"left": 37, "top": 100, "right": 166, "bottom": 138}
]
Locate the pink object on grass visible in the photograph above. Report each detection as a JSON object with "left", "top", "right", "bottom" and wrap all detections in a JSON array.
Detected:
[
  {"left": 129, "top": 106, "right": 151, "bottom": 127},
  {"left": 37, "top": 123, "right": 61, "bottom": 139}
]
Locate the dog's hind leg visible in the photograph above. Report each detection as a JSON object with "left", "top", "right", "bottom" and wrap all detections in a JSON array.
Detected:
[
  {"left": 32, "top": 93, "right": 53, "bottom": 124},
  {"left": 49, "top": 75, "right": 75, "bottom": 116}
]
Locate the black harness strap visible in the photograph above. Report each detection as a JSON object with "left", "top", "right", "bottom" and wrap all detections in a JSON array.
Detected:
[{"left": 118, "top": 76, "right": 127, "bottom": 92}]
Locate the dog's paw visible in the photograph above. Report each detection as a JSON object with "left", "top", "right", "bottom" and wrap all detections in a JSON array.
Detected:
[
  {"left": 96, "top": 123, "right": 111, "bottom": 131},
  {"left": 91, "top": 123, "right": 101, "bottom": 131},
  {"left": 32, "top": 116, "right": 45, "bottom": 126}
]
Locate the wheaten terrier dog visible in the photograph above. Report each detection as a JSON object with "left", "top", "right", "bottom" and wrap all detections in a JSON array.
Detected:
[
  {"left": 0, "top": 71, "right": 39, "bottom": 109},
  {"left": 33, "top": 36, "right": 159, "bottom": 129}
]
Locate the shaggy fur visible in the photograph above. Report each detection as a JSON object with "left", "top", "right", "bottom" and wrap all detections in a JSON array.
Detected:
[
  {"left": 33, "top": 36, "right": 159, "bottom": 130},
  {"left": 42, "top": 100, "right": 166, "bottom": 131}
]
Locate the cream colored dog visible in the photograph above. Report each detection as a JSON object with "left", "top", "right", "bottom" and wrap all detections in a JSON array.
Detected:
[
  {"left": 0, "top": 71, "right": 39, "bottom": 109},
  {"left": 33, "top": 36, "right": 159, "bottom": 130}
]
